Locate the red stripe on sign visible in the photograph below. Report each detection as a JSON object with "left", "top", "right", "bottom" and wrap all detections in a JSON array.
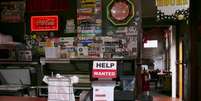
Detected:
[{"left": 92, "top": 70, "right": 117, "bottom": 78}]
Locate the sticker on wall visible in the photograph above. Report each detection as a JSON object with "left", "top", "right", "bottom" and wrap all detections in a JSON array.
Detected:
[{"left": 65, "top": 19, "right": 75, "bottom": 33}]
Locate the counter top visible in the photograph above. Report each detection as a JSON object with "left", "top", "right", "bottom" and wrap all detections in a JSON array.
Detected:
[
  {"left": 0, "top": 96, "right": 46, "bottom": 101},
  {"left": 0, "top": 61, "right": 38, "bottom": 65},
  {"left": 0, "top": 96, "right": 181, "bottom": 101}
]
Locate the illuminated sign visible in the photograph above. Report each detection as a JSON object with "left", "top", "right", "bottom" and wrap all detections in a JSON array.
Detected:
[
  {"left": 31, "top": 16, "right": 58, "bottom": 31},
  {"left": 155, "top": 0, "right": 189, "bottom": 16},
  {"left": 92, "top": 61, "right": 117, "bottom": 79},
  {"left": 156, "top": 0, "right": 188, "bottom": 6}
]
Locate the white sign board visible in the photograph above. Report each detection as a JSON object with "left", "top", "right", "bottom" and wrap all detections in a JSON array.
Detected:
[
  {"left": 92, "top": 81, "right": 116, "bottom": 101},
  {"left": 92, "top": 61, "right": 117, "bottom": 78}
]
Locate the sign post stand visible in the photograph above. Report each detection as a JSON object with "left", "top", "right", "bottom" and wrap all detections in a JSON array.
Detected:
[{"left": 91, "top": 61, "right": 117, "bottom": 101}]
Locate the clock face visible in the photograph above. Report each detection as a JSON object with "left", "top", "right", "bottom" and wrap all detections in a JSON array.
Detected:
[
  {"left": 107, "top": 0, "right": 135, "bottom": 25},
  {"left": 110, "top": 1, "right": 130, "bottom": 21}
]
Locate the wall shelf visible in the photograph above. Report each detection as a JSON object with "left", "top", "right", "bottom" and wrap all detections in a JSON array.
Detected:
[
  {"left": 40, "top": 57, "right": 135, "bottom": 65},
  {"left": 0, "top": 61, "right": 38, "bottom": 65}
]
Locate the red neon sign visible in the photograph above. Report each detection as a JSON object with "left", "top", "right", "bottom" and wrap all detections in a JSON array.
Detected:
[{"left": 31, "top": 16, "right": 58, "bottom": 31}]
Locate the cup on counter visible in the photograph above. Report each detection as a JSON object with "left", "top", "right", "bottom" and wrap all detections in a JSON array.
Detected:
[{"left": 45, "top": 47, "right": 60, "bottom": 59}]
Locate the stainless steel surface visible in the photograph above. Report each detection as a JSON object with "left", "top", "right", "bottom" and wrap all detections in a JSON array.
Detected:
[
  {"left": 32, "top": 85, "right": 91, "bottom": 90},
  {"left": 0, "top": 85, "right": 26, "bottom": 91},
  {"left": 40, "top": 58, "right": 70, "bottom": 65},
  {"left": 40, "top": 57, "right": 135, "bottom": 63},
  {"left": 0, "top": 61, "right": 38, "bottom": 65}
]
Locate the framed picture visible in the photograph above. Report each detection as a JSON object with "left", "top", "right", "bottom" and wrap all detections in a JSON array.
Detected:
[{"left": 0, "top": 1, "right": 25, "bottom": 23}]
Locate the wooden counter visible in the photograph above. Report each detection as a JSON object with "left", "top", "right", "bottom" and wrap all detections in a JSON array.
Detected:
[
  {"left": 153, "top": 96, "right": 181, "bottom": 101},
  {"left": 0, "top": 96, "right": 180, "bottom": 101},
  {"left": 0, "top": 96, "right": 46, "bottom": 101}
]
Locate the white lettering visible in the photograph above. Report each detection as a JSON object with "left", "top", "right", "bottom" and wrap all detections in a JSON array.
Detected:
[
  {"left": 93, "top": 61, "right": 117, "bottom": 70},
  {"left": 94, "top": 71, "right": 115, "bottom": 76},
  {"left": 96, "top": 63, "right": 114, "bottom": 68}
]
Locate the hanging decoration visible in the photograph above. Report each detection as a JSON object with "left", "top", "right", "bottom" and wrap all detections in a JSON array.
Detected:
[{"left": 155, "top": 0, "right": 189, "bottom": 21}]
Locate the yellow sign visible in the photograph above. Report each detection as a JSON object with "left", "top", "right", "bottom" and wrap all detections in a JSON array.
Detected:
[
  {"left": 176, "top": 0, "right": 188, "bottom": 5},
  {"left": 156, "top": 0, "right": 188, "bottom": 6},
  {"left": 80, "top": 0, "right": 96, "bottom": 3}
]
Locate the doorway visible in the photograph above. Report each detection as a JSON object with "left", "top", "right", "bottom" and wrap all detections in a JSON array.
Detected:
[{"left": 141, "top": 26, "right": 179, "bottom": 98}]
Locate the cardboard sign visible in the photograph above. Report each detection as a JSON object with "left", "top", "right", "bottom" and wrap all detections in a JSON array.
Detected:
[
  {"left": 92, "top": 61, "right": 117, "bottom": 79},
  {"left": 92, "top": 81, "right": 116, "bottom": 101},
  {"left": 31, "top": 16, "right": 58, "bottom": 31}
]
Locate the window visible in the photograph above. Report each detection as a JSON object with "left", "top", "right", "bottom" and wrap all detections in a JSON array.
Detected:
[{"left": 144, "top": 40, "right": 158, "bottom": 48}]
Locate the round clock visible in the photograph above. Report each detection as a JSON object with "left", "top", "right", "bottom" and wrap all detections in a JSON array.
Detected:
[
  {"left": 107, "top": 0, "right": 135, "bottom": 26},
  {"left": 111, "top": 1, "right": 130, "bottom": 21}
]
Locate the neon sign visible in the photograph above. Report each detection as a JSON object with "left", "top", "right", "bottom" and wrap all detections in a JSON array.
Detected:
[{"left": 31, "top": 16, "right": 58, "bottom": 31}]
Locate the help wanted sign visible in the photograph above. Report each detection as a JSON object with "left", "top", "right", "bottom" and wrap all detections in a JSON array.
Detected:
[{"left": 92, "top": 61, "right": 117, "bottom": 78}]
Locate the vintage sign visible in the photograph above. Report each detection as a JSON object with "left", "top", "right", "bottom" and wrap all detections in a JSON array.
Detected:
[
  {"left": 155, "top": 0, "right": 189, "bottom": 15},
  {"left": 0, "top": 1, "right": 25, "bottom": 23},
  {"left": 92, "top": 61, "right": 117, "bottom": 78},
  {"left": 107, "top": 0, "right": 135, "bottom": 26},
  {"left": 31, "top": 16, "right": 59, "bottom": 31}
]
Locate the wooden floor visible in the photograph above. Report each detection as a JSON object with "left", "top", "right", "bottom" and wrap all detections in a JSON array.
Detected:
[
  {"left": 0, "top": 96, "right": 46, "bottom": 101},
  {"left": 0, "top": 96, "right": 181, "bottom": 101},
  {"left": 153, "top": 96, "right": 181, "bottom": 101}
]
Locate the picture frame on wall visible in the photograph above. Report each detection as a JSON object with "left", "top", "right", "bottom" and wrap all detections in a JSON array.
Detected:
[{"left": 0, "top": 1, "right": 25, "bottom": 23}]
